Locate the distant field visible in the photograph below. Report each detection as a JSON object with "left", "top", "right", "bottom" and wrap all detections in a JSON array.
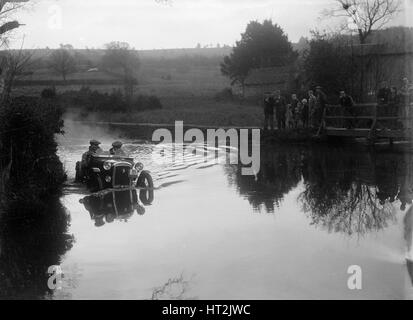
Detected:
[
  {"left": 12, "top": 67, "right": 261, "bottom": 127},
  {"left": 12, "top": 46, "right": 231, "bottom": 98},
  {"left": 11, "top": 47, "right": 264, "bottom": 127},
  {"left": 75, "top": 96, "right": 263, "bottom": 127},
  {"left": 13, "top": 66, "right": 230, "bottom": 98}
]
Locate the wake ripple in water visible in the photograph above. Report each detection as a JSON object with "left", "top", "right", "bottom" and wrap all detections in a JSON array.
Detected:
[
  {"left": 127, "top": 143, "right": 233, "bottom": 190},
  {"left": 59, "top": 136, "right": 236, "bottom": 192}
]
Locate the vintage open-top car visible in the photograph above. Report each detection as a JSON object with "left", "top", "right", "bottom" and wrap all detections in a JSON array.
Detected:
[{"left": 75, "top": 153, "right": 154, "bottom": 193}]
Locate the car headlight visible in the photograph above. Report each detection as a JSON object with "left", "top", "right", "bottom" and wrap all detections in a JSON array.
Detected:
[
  {"left": 103, "top": 161, "right": 112, "bottom": 171},
  {"left": 105, "top": 175, "right": 111, "bottom": 183},
  {"left": 134, "top": 162, "right": 144, "bottom": 171}
]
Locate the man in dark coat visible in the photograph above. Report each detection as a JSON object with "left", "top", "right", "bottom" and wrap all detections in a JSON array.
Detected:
[
  {"left": 339, "top": 90, "right": 355, "bottom": 128},
  {"left": 274, "top": 90, "right": 287, "bottom": 130},
  {"left": 263, "top": 92, "right": 275, "bottom": 131},
  {"left": 80, "top": 139, "right": 103, "bottom": 177},
  {"left": 315, "top": 86, "right": 327, "bottom": 126},
  {"left": 290, "top": 94, "right": 301, "bottom": 128},
  {"left": 110, "top": 141, "right": 127, "bottom": 156},
  {"left": 301, "top": 98, "right": 309, "bottom": 128},
  {"left": 377, "top": 81, "right": 391, "bottom": 104}
]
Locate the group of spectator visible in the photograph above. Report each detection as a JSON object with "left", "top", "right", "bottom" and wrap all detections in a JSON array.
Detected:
[
  {"left": 263, "top": 77, "right": 413, "bottom": 131},
  {"left": 376, "top": 77, "right": 413, "bottom": 129},
  {"left": 377, "top": 77, "right": 411, "bottom": 105},
  {"left": 378, "top": 77, "right": 412, "bottom": 109},
  {"left": 263, "top": 86, "right": 327, "bottom": 131},
  {"left": 339, "top": 78, "right": 412, "bottom": 129}
]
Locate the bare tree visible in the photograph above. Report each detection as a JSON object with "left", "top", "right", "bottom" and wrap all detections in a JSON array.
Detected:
[
  {"left": 101, "top": 41, "right": 140, "bottom": 101},
  {"left": 0, "top": 0, "right": 29, "bottom": 196},
  {"left": 323, "top": 0, "right": 401, "bottom": 100},
  {"left": 0, "top": 0, "right": 28, "bottom": 46},
  {"left": 1, "top": 46, "right": 33, "bottom": 102},
  {"left": 324, "top": 0, "right": 401, "bottom": 44},
  {"left": 48, "top": 46, "right": 77, "bottom": 81},
  {"left": 0, "top": 0, "right": 29, "bottom": 99}
]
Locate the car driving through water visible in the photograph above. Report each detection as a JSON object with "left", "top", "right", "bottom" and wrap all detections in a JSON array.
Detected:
[{"left": 75, "top": 141, "right": 154, "bottom": 193}]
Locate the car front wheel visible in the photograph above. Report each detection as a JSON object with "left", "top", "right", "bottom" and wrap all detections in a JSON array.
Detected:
[
  {"left": 137, "top": 170, "right": 154, "bottom": 205},
  {"left": 136, "top": 170, "right": 153, "bottom": 189}
]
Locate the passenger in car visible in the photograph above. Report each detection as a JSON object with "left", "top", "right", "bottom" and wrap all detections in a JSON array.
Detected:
[{"left": 110, "top": 141, "right": 127, "bottom": 156}]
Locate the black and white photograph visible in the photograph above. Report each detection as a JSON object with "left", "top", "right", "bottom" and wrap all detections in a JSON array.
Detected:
[{"left": 0, "top": 0, "right": 413, "bottom": 305}]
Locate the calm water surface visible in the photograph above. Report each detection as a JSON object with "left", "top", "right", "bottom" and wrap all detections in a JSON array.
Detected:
[{"left": 1, "top": 120, "right": 413, "bottom": 299}]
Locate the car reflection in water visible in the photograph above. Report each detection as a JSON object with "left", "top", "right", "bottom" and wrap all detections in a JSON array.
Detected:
[{"left": 79, "top": 187, "right": 154, "bottom": 227}]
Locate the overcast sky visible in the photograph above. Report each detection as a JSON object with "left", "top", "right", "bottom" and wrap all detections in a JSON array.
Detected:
[{"left": 7, "top": 0, "right": 413, "bottom": 50}]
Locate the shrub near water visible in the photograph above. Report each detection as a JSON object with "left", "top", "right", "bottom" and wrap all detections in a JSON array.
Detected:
[
  {"left": 0, "top": 96, "right": 71, "bottom": 298},
  {"left": 0, "top": 96, "right": 66, "bottom": 202},
  {"left": 59, "top": 86, "right": 163, "bottom": 113}
]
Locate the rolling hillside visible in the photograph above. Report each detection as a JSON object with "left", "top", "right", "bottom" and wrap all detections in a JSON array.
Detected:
[{"left": 8, "top": 47, "right": 232, "bottom": 98}]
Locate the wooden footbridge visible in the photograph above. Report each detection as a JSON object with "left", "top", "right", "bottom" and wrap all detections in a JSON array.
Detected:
[{"left": 318, "top": 103, "right": 413, "bottom": 143}]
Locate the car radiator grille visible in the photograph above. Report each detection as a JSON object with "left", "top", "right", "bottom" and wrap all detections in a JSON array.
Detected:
[{"left": 113, "top": 165, "right": 131, "bottom": 187}]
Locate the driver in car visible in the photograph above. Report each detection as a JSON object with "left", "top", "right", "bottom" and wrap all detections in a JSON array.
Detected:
[
  {"left": 110, "top": 141, "right": 127, "bottom": 156},
  {"left": 80, "top": 139, "right": 103, "bottom": 174}
]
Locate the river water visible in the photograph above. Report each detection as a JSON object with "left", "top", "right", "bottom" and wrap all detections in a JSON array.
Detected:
[{"left": 1, "top": 120, "right": 413, "bottom": 300}]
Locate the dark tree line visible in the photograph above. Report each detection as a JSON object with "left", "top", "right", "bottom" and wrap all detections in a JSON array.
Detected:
[{"left": 302, "top": 32, "right": 356, "bottom": 99}]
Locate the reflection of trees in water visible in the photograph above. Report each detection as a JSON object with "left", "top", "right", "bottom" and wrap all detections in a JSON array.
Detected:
[
  {"left": 0, "top": 198, "right": 74, "bottom": 299},
  {"left": 300, "top": 182, "right": 396, "bottom": 235},
  {"left": 226, "top": 144, "right": 413, "bottom": 235},
  {"left": 225, "top": 146, "right": 302, "bottom": 213},
  {"left": 299, "top": 147, "right": 404, "bottom": 235}
]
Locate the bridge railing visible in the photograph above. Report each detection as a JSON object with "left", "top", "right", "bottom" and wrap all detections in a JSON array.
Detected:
[{"left": 322, "top": 103, "right": 412, "bottom": 130}]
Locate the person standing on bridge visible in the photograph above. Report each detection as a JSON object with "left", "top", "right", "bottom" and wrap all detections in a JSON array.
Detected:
[
  {"left": 389, "top": 87, "right": 401, "bottom": 129},
  {"left": 389, "top": 86, "right": 400, "bottom": 104},
  {"left": 315, "top": 86, "right": 327, "bottom": 128},
  {"left": 308, "top": 90, "right": 317, "bottom": 128},
  {"left": 274, "top": 90, "right": 287, "bottom": 130},
  {"left": 291, "top": 94, "right": 300, "bottom": 129},
  {"left": 301, "top": 98, "right": 309, "bottom": 128},
  {"left": 263, "top": 92, "right": 275, "bottom": 131},
  {"left": 377, "top": 81, "right": 391, "bottom": 104},
  {"left": 339, "top": 91, "right": 354, "bottom": 129},
  {"left": 401, "top": 77, "right": 411, "bottom": 104}
]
